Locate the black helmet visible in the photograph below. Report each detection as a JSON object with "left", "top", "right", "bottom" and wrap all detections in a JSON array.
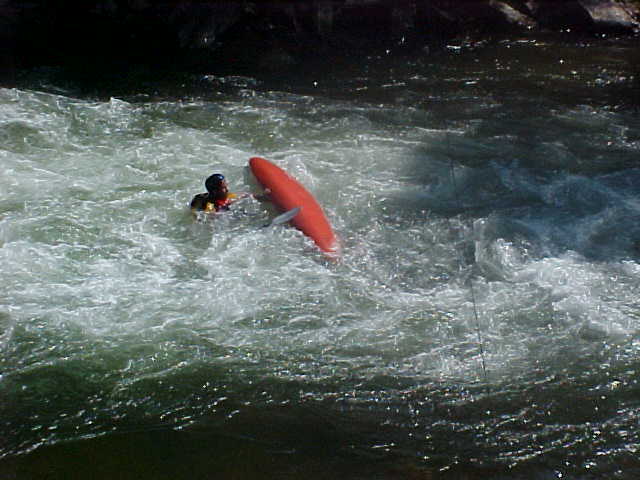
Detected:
[{"left": 205, "top": 173, "right": 226, "bottom": 192}]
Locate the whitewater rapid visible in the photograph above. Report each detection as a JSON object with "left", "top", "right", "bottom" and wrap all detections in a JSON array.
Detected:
[{"left": 1, "top": 37, "right": 639, "bottom": 477}]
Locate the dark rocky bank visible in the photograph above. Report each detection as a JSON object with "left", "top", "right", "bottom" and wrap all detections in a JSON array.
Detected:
[{"left": 1, "top": 0, "right": 638, "bottom": 84}]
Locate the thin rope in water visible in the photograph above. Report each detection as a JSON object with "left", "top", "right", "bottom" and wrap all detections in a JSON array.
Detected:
[{"left": 446, "top": 131, "right": 488, "bottom": 382}]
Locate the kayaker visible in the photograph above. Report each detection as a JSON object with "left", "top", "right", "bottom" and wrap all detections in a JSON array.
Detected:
[
  {"left": 190, "top": 173, "right": 269, "bottom": 215},
  {"left": 190, "top": 173, "right": 243, "bottom": 214}
]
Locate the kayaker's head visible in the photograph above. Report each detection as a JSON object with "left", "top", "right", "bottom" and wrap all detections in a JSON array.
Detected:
[{"left": 205, "top": 173, "right": 228, "bottom": 198}]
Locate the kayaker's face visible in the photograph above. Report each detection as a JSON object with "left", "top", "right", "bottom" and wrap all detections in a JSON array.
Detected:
[{"left": 218, "top": 181, "right": 228, "bottom": 195}]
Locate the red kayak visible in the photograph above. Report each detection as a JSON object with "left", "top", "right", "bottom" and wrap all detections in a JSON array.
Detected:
[{"left": 249, "top": 156, "right": 340, "bottom": 258}]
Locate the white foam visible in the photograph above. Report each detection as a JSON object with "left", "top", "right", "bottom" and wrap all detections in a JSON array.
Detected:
[{"left": 2, "top": 87, "right": 639, "bottom": 391}]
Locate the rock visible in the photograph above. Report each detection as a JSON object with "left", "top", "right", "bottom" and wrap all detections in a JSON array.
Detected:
[
  {"left": 578, "top": 0, "right": 640, "bottom": 33},
  {"left": 527, "top": 0, "right": 640, "bottom": 33},
  {"left": 490, "top": 1, "right": 537, "bottom": 29},
  {"left": 407, "top": 1, "right": 527, "bottom": 43},
  {"left": 527, "top": 0, "right": 597, "bottom": 32},
  {"left": 0, "top": 0, "right": 638, "bottom": 80},
  {"left": 170, "top": 2, "right": 244, "bottom": 49},
  {"left": 0, "top": 1, "right": 18, "bottom": 82}
]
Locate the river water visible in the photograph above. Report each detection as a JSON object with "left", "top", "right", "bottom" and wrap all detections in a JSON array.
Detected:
[{"left": 1, "top": 36, "right": 639, "bottom": 479}]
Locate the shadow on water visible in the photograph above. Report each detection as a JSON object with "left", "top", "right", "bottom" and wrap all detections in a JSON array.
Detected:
[
  {"left": 0, "top": 427, "right": 437, "bottom": 480},
  {"left": 3, "top": 371, "right": 640, "bottom": 479},
  {"left": 397, "top": 132, "right": 640, "bottom": 263},
  {"left": 389, "top": 39, "right": 640, "bottom": 263}
]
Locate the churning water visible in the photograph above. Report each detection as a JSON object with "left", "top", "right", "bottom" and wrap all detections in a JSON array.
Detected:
[{"left": 1, "top": 37, "right": 640, "bottom": 478}]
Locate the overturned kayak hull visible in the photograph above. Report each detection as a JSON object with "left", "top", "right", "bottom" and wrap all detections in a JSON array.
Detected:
[{"left": 249, "top": 156, "right": 340, "bottom": 258}]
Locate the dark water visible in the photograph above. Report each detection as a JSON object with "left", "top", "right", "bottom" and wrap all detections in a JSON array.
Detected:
[{"left": 1, "top": 36, "right": 640, "bottom": 479}]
